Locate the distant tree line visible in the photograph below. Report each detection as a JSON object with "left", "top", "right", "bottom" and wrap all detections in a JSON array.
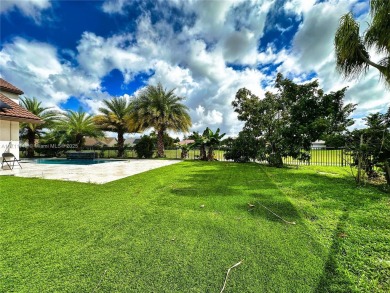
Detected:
[{"left": 20, "top": 83, "right": 192, "bottom": 159}]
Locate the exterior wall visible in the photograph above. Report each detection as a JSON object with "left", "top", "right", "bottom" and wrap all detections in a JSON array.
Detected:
[
  {"left": 0, "top": 90, "right": 19, "bottom": 102},
  {"left": 0, "top": 119, "right": 20, "bottom": 159}
]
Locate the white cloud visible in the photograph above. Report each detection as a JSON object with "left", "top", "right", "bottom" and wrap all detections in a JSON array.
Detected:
[
  {"left": 0, "top": 38, "right": 101, "bottom": 107},
  {"left": 2, "top": 0, "right": 387, "bottom": 137},
  {"left": 76, "top": 32, "right": 150, "bottom": 83},
  {"left": 276, "top": 0, "right": 388, "bottom": 123},
  {"left": 0, "top": 0, "right": 50, "bottom": 21},
  {"left": 191, "top": 105, "right": 223, "bottom": 131},
  {"left": 101, "top": 0, "right": 127, "bottom": 14}
]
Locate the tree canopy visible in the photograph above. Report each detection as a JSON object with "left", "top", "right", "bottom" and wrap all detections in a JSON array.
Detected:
[
  {"left": 232, "top": 73, "right": 356, "bottom": 167},
  {"left": 94, "top": 97, "right": 136, "bottom": 157},
  {"left": 56, "top": 108, "right": 103, "bottom": 151},
  {"left": 346, "top": 107, "right": 390, "bottom": 185},
  {"left": 334, "top": 0, "right": 390, "bottom": 87},
  {"left": 19, "top": 97, "right": 59, "bottom": 158},
  {"left": 130, "top": 82, "right": 192, "bottom": 157}
]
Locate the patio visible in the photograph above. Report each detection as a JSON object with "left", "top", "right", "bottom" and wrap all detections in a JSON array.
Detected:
[{"left": 0, "top": 159, "right": 181, "bottom": 184}]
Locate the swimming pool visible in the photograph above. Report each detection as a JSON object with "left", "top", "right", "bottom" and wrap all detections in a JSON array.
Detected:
[{"left": 34, "top": 159, "right": 126, "bottom": 165}]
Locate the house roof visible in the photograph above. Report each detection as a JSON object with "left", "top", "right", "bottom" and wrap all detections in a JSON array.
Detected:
[
  {"left": 178, "top": 139, "right": 195, "bottom": 145},
  {"left": 84, "top": 136, "right": 117, "bottom": 147},
  {"left": 0, "top": 93, "right": 42, "bottom": 124},
  {"left": 124, "top": 138, "right": 136, "bottom": 145},
  {"left": 0, "top": 78, "right": 24, "bottom": 95}
]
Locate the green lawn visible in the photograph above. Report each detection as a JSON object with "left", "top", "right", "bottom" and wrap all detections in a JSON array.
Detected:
[{"left": 1, "top": 162, "right": 389, "bottom": 292}]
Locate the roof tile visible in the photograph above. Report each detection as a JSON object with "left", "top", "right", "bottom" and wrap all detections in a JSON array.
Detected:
[
  {"left": 0, "top": 78, "right": 24, "bottom": 95},
  {"left": 0, "top": 93, "right": 42, "bottom": 123}
]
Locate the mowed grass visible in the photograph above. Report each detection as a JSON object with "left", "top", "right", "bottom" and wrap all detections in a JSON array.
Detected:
[{"left": 1, "top": 162, "right": 389, "bottom": 292}]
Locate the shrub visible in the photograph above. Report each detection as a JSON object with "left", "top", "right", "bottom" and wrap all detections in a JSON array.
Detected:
[
  {"left": 134, "top": 135, "right": 155, "bottom": 158},
  {"left": 224, "top": 131, "right": 259, "bottom": 162}
]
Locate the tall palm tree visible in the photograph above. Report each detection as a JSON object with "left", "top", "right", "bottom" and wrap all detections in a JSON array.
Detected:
[
  {"left": 130, "top": 83, "right": 192, "bottom": 157},
  {"left": 20, "top": 97, "right": 59, "bottom": 158},
  {"left": 94, "top": 97, "right": 137, "bottom": 157},
  {"left": 334, "top": 0, "right": 390, "bottom": 87},
  {"left": 57, "top": 108, "right": 103, "bottom": 151}
]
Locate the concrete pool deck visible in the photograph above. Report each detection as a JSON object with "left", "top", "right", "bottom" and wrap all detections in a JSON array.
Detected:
[{"left": 0, "top": 159, "right": 181, "bottom": 184}]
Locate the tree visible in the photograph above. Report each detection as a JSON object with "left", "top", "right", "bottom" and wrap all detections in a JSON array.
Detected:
[
  {"left": 134, "top": 135, "right": 155, "bottom": 158},
  {"left": 334, "top": 0, "right": 390, "bottom": 87},
  {"left": 130, "top": 83, "right": 192, "bottom": 157},
  {"left": 232, "top": 73, "right": 356, "bottom": 167},
  {"left": 94, "top": 97, "right": 137, "bottom": 157},
  {"left": 203, "top": 127, "right": 225, "bottom": 161},
  {"left": 56, "top": 109, "right": 103, "bottom": 151},
  {"left": 149, "top": 131, "right": 178, "bottom": 149},
  {"left": 189, "top": 131, "right": 207, "bottom": 160},
  {"left": 177, "top": 143, "right": 190, "bottom": 159},
  {"left": 224, "top": 130, "right": 260, "bottom": 162},
  {"left": 19, "top": 97, "right": 59, "bottom": 158},
  {"left": 346, "top": 108, "right": 390, "bottom": 185},
  {"left": 189, "top": 128, "right": 225, "bottom": 161}
]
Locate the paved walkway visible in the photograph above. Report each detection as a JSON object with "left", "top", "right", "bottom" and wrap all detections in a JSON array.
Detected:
[{"left": 0, "top": 159, "right": 181, "bottom": 184}]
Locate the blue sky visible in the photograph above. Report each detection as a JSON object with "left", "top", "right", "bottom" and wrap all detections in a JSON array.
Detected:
[{"left": 0, "top": 0, "right": 388, "bottom": 136}]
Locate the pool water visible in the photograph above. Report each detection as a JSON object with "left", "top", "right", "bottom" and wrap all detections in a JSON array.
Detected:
[{"left": 34, "top": 159, "right": 125, "bottom": 165}]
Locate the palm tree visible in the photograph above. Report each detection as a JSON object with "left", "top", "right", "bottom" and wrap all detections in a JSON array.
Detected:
[
  {"left": 334, "top": 0, "right": 390, "bottom": 87},
  {"left": 130, "top": 83, "right": 192, "bottom": 157},
  {"left": 20, "top": 97, "right": 59, "bottom": 158},
  {"left": 57, "top": 108, "right": 103, "bottom": 151},
  {"left": 203, "top": 127, "right": 225, "bottom": 161},
  {"left": 189, "top": 131, "right": 207, "bottom": 160},
  {"left": 94, "top": 97, "right": 137, "bottom": 157}
]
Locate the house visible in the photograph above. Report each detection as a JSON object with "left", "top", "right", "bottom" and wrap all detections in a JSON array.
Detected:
[
  {"left": 84, "top": 136, "right": 117, "bottom": 147},
  {"left": 124, "top": 138, "right": 140, "bottom": 147},
  {"left": 0, "top": 78, "right": 42, "bottom": 159},
  {"left": 311, "top": 140, "right": 326, "bottom": 149},
  {"left": 178, "top": 139, "right": 195, "bottom": 146}
]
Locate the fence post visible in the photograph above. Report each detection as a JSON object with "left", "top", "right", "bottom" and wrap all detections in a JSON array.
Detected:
[{"left": 341, "top": 148, "right": 344, "bottom": 167}]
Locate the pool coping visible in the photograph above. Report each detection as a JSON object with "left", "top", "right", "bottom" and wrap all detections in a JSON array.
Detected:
[{"left": 0, "top": 159, "right": 182, "bottom": 184}]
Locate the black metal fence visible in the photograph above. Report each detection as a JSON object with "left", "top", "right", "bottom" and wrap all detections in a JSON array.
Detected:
[
  {"left": 281, "top": 148, "right": 350, "bottom": 166},
  {"left": 20, "top": 146, "right": 350, "bottom": 166}
]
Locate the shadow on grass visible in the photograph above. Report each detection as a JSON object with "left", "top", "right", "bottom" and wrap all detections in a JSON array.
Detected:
[
  {"left": 171, "top": 161, "right": 388, "bottom": 291},
  {"left": 314, "top": 210, "right": 354, "bottom": 292},
  {"left": 261, "top": 165, "right": 389, "bottom": 292}
]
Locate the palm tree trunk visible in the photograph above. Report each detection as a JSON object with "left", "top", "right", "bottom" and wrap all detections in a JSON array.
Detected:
[
  {"left": 200, "top": 144, "right": 206, "bottom": 160},
  {"left": 117, "top": 131, "right": 124, "bottom": 158},
  {"left": 27, "top": 129, "right": 35, "bottom": 158},
  {"left": 181, "top": 149, "right": 188, "bottom": 159},
  {"left": 207, "top": 146, "right": 214, "bottom": 161},
  {"left": 157, "top": 130, "right": 165, "bottom": 157},
  {"left": 76, "top": 134, "right": 83, "bottom": 151}
]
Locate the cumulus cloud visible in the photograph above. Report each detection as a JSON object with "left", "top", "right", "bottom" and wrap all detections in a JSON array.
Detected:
[
  {"left": 101, "top": 0, "right": 127, "bottom": 14},
  {"left": 0, "top": 0, "right": 50, "bottom": 21},
  {"left": 190, "top": 105, "right": 223, "bottom": 132},
  {"left": 0, "top": 38, "right": 101, "bottom": 108},
  {"left": 277, "top": 0, "right": 388, "bottom": 121},
  {"left": 76, "top": 32, "right": 150, "bottom": 83},
  {"left": 2, "top": 0, "right": 388, "bottom": 137}
]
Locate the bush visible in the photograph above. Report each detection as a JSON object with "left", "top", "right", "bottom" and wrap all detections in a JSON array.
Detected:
[
  {"left": 134, "top": 135, "right": 155, "bottom": 158},
  {"left": 224, "top": 131, "right": 259, "bottom": 162}
]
